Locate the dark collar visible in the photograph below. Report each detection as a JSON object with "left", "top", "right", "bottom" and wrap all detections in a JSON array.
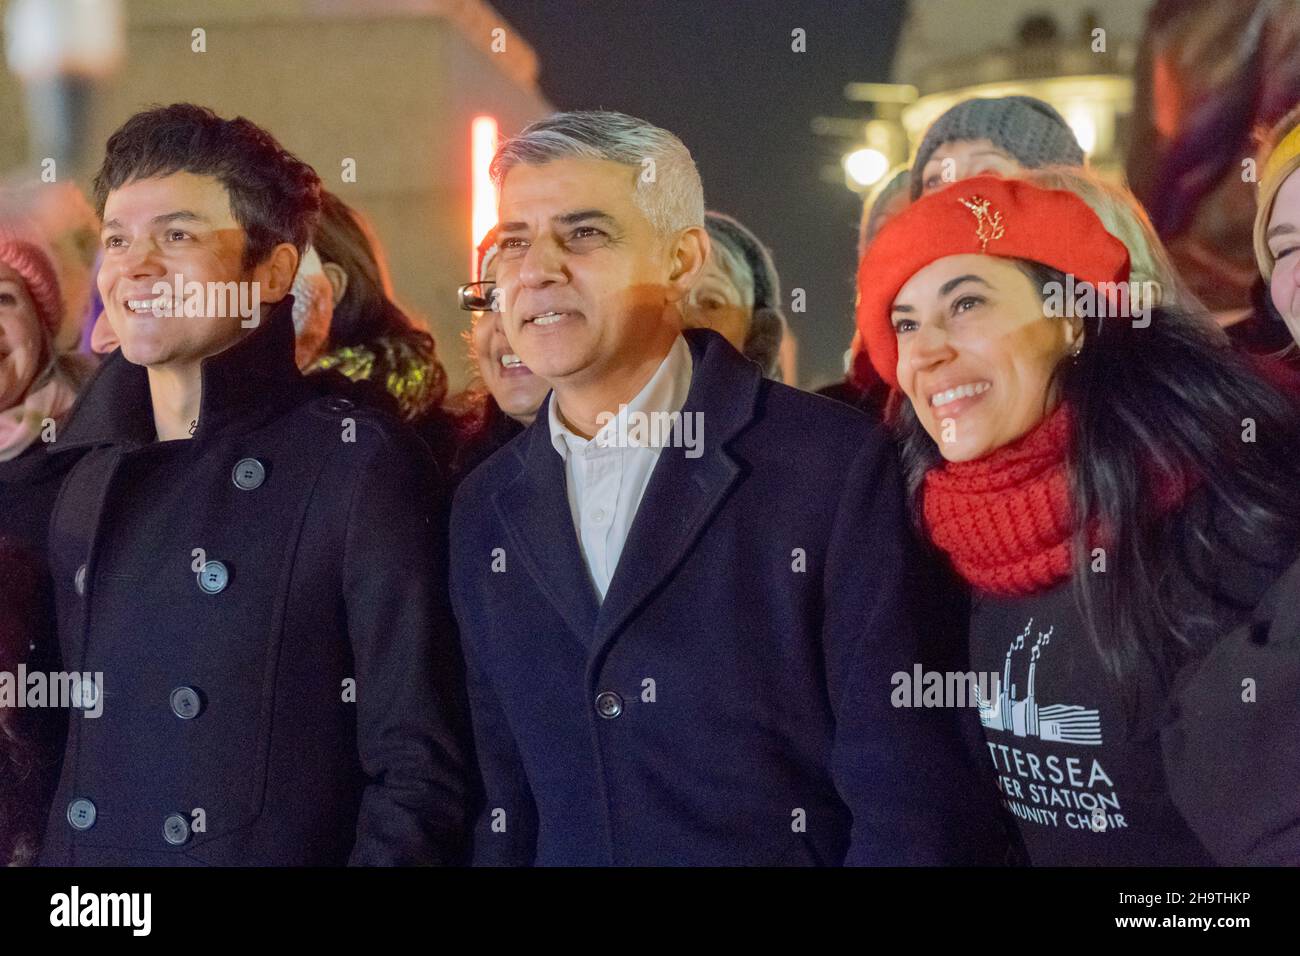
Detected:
[
  {"left": 678, "top": 326, "right": 763, "bottom": 440},
  {"left": 52, "top": 296, "right": 304, "bottom": 454}
]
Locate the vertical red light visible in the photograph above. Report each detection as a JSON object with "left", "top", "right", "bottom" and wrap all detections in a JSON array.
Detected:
[{"left": 471, "top": 115, "right": 500, "bottom": 279}]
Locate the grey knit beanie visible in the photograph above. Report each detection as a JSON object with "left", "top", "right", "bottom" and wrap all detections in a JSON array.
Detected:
[{"left": 909, "top": 95, "right": 1085, "bottom": 199}]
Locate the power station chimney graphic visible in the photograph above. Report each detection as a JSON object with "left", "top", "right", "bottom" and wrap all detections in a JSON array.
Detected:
[
  {"left": 1027, "top": 645, "right": 1040, "bottom": 737},
  {"left": 1027, "top": 626, "right": 1054, "bottom": 738},
  {"left": 997, "top": 622, "right": 1031, "bottom": 734}
]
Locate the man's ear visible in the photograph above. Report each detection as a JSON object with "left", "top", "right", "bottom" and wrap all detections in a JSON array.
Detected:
[
  {"left": 257, "top": 243, "right": 302, "bottom": 302},
  {"left": 665, "top": 226, "right": 710, "bottom": 304}
]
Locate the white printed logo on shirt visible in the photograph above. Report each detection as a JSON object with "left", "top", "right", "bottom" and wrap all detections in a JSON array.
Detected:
[
  {"left": 977, "top": 618, "right": 1123, "bottom": 835},
  {"left": 976, "top": 619, "right": 1103, "bottom": 745}
]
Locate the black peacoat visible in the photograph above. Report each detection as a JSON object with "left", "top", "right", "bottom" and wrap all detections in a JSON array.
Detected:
[
  {"left": 37, "top": 297, "right": 470, "bottom": 866},
  {"left": 450, "top": 329, "right": 1002, "bottom": 866}
]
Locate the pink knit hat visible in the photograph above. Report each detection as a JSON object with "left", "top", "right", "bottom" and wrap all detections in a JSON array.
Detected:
[{"left": 0, "top": 227, "right": 64, "bottom": 334}]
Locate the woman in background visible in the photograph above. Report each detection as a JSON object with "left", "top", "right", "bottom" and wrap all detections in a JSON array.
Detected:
[
  {"left": 0, "top": 227, "right": 91, "bottom": 866},
  {"left": 305, "top": 191, "right": 456, "bottom": 465},
  {"left": 822, "top": 168, "right": 910, "bottom": 416},
  {"left": 1030, "top": 163, "right": 1299, "bottom": 397},
  {"left": 682, "top": 211, "right": 786, "bottom": 380},
  {"left": 0, "top": 227, "right": 92, "bottom": 566},
  {"left": 443, "top": 230, "right": 550, "bottom": 486},
  {"left": 1255, "top": 103, "right": 1300, "bottom": 351}
]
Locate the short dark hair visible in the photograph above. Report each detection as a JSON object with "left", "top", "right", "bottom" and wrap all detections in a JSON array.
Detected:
[{"left": 93, "top": 103, "right": 322, "bottom": 270}]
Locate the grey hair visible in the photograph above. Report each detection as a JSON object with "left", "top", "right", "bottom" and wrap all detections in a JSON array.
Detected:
[{"left": 490, "top": 110, "right": 705, "bottom": 235}]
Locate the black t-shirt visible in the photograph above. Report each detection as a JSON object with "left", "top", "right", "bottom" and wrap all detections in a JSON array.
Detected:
[
  {"left": 969, "top": 583, "right": 1214, "bottom": 865},
  {"left": 965, "top": 496, "right": 1298, "bottom": 865}
]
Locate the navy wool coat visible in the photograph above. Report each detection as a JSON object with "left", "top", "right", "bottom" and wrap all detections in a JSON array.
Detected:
[
  {"left": 38, "top": 299, "right": 470, "bottom": 866},
  {"left": 450, "top": 329, "right": 1001, "bottom": 865}
]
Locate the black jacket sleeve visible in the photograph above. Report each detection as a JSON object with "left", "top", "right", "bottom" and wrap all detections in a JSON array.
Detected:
[
  {"left": 1161, "top": 551, "right": 1300, "bottom": 865},
  {"left": 344, "top": 424, "right": 472, "bottom": 865},
  {"left": 448, "top": 493, "right": 539, "bottom": 866},
  {"left": 823, "top": 425, "right": 1007, "bottom": 865}
]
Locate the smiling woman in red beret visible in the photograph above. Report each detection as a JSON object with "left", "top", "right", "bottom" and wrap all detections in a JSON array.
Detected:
[{"left": 857, "top": 174, "right": 1300, "bottom": 866}]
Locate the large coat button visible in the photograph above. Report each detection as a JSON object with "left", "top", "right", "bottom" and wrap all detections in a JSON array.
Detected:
[
  {"left": 595, "top": 691, "right": 623, "bottom": 719},
  {"left": 71, "top": 675, "right": 99, "bottom": 711},
  {"left": 231, "top": 458, "right": 266, "bottom": 491},
  {"left": 170, "top": 686, "right": 203, "bottom": 719},
  {"left": 196, "top": 560, "right": 229, "bottom": 594},
  {"left": 67, "top": 798, "right": 96, "bottom": 831},
  {"left": 74, "top": 564, "right": 87, "bottom": 596},
  {"left": 162, "top": 813, "right": 191, "bottom": 846}
]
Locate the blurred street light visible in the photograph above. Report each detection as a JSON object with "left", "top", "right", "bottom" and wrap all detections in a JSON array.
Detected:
[
  {"left": 1063, "top": 101, "right": 1098, "bottom": 154},
  {"left": 844, "top": 147, "right": 889, "bottom": 189},
  {"left": 841, "top": 118, "right": 909, "bottom": 193},
  {"left": 470, "top": 114, "right": 499, "bottom": 277}
]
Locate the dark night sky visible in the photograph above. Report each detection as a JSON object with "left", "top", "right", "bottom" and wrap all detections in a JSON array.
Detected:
[{"left": 489, "top": 0, "right": 907, "bottom": 387}]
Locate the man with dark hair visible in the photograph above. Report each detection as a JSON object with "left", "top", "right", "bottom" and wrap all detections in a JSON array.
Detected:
[{"left": 38, "top": 104, "right": 469, "bottom": 865}]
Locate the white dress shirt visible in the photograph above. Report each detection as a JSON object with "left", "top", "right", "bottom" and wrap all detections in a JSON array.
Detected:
[{"left": 548, "top": 334, "right": 693, "bottom": 601}]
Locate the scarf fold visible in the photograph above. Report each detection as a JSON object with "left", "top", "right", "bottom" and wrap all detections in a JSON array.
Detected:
[
  {"left": 0, "top": 376, "right": 78, "bottom": 462},
  {"left": 922, "top": 403, "right": 1078, "bottom": 597},
  {"left": 922, "top": 402, "right": 1195, "bottom": 597}
]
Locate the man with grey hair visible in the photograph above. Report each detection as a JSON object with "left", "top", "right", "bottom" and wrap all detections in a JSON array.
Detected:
[{"left": 450, "top": 110, "right": 1002, "bottom": 866}]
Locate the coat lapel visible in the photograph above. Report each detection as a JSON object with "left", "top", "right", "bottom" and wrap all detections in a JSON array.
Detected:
[
  {"left": 593, "top": 330, "right": 760, "bottom": 646},
  {"left": 492, "top": 331, "right": 762, "bottom": 653},
  {"left": 493, "top": 396, "right": 601, "bottom": 646}
]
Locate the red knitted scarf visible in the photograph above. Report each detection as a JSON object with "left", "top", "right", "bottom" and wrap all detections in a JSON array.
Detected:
[
  {"left": 921, "top": 402, "right": 1194, "bottom": 597},
  {"left": 923, "top": 402, "right": 1078, "bottom": 597}
]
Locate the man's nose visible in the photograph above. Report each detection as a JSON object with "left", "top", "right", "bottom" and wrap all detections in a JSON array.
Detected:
[
  {"left": 120, "top": 236, "right": 165, "bottom": 276},
  {"left": 518, "top": 236, "right": 565, "bottom": 287}
]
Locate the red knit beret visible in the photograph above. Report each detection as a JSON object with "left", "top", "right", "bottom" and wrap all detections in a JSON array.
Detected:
[
  {"left": 855, "top": 174, "right": 1130, "bottom": 389},
  {"left": 0, "top": 227, "right": 64, "bottom": 334}
]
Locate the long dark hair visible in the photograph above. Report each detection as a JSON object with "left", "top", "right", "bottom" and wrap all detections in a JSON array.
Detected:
[
  {"left": 314, "top": 192, "right": 429, "bottom": 352},
  {"left": 310, "top": 191, "right": 448, "bottom": 412},
  {"left": 894, "top": 260, "right": 1300, "bottom": 693}
]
